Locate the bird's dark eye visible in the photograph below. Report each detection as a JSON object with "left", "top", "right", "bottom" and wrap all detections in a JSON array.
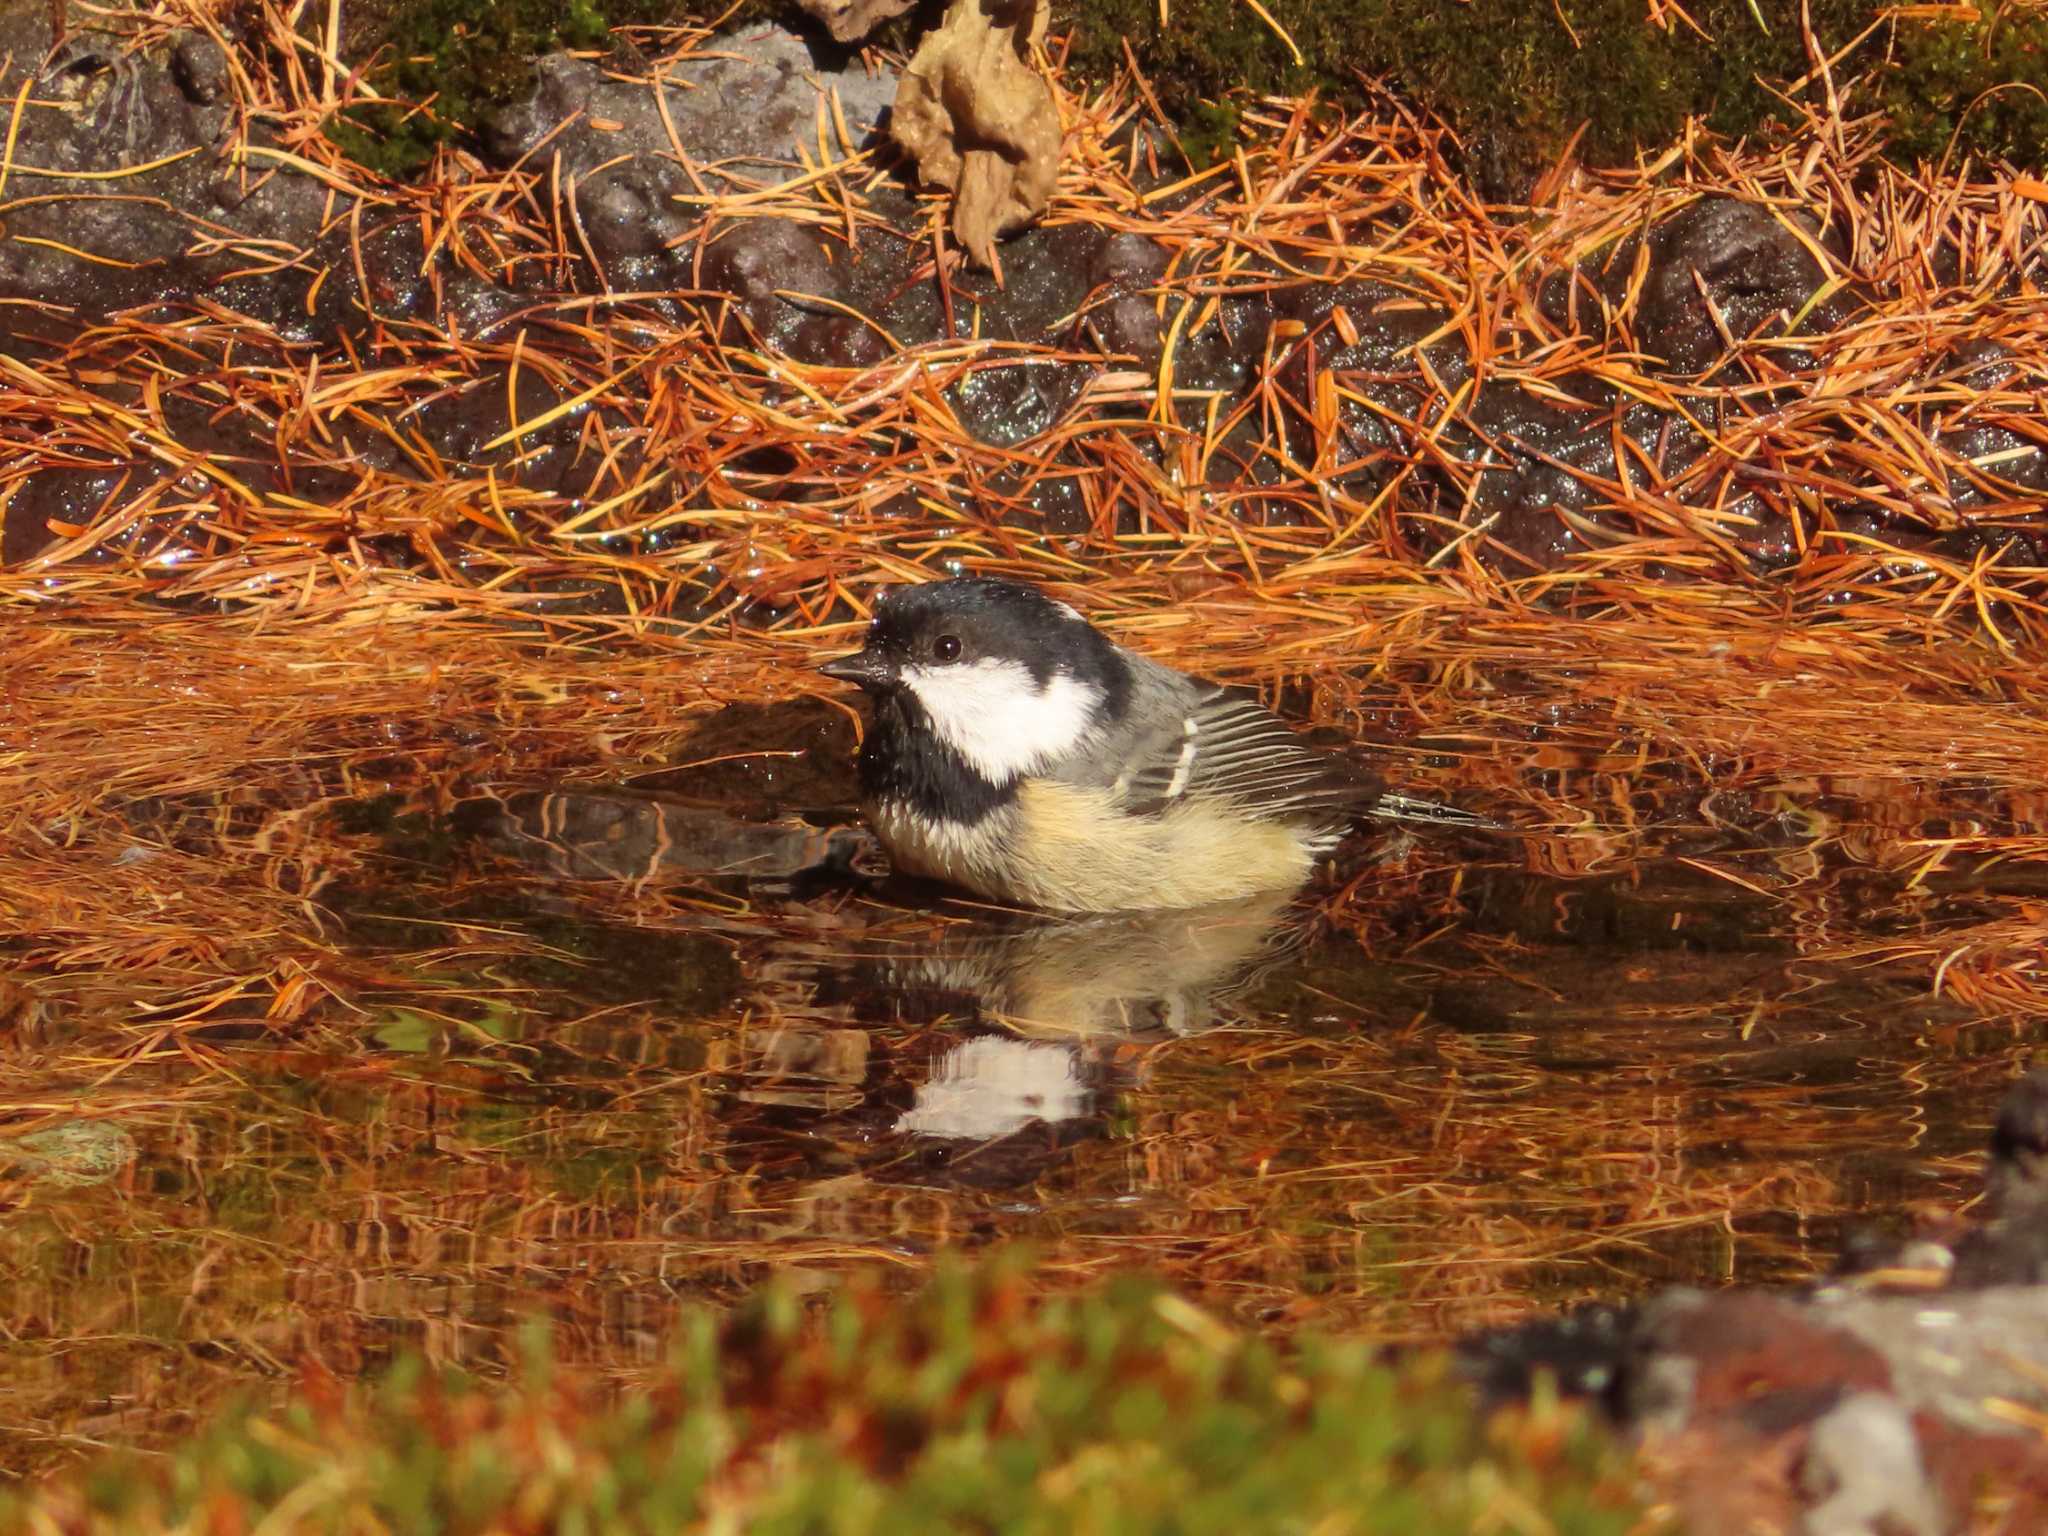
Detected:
[{"left": 932, "top": 634, "right": 962, "bottom": 663}]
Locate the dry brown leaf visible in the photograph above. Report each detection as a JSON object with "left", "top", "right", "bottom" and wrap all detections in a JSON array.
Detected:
[
  {"left": 890, "top": 0, "right": 1058, "bottom": 268},
  {"left": 789, "top": 0, "right": 917, "bottom": 44}
]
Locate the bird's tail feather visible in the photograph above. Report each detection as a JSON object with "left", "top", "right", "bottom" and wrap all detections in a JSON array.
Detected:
[{"left": 1366, "top": 792, "right": 1501, "bottom": 831}]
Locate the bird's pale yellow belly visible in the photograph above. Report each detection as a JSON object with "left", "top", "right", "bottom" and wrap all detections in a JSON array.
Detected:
[{"left": 869, "top": 781, "right": 1316, "bottom": 911}]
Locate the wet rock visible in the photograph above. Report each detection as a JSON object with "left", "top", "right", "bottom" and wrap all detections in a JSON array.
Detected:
[
  {"left": 702, "top": 218, "right": 839, "bottom": 313},
  {"left": 792, "top": 313, "right": 892, "bottom": 369},
  {"left": 4, "top": 463, "right": 171, "bottom": 567},
  {"left": 700, "top": 218, "right": 853, "bottom": 360},
  {"left": 0, "top": 10, "right": 2033, "bottom": 593},
  {"left": 1091, "top": 231, "right": 1169, "bottom": 290},
  {"left": 484, "top": 27, "right": 894, "bottom": 174},
  {"left": 480, "top": 26, "right": 897, "bottom": 293},
  {"left": 930, "top": 223, "right": 1152, "bottom": 448},
  {"left": 995, "top": 222, "right": 1110, "bottom": 337},
  {"left": 1091, "top": 292, "right": 1166, "bottom": 365},
  {"left": 0, "top": 13, "right": 321, "bottom": 319},
  {"left": 578, "top": 164, "right": 688, "bottom": 265},
  {"left": 407, "top": 368, "right": 588, "bottom": 468},
  {"left": 443, "top": 269, "right": 532, "bottom": 341},
  {"left": 1455, "top": 377, "right": 1712, "bottom": 574},
  {"left": 1939, "top": 373, "right": 2048, "bottom": 520},
  {"left": 1264, "top": 278, "right": 1430, "bottom": 416},
  {"left": 169, "top": 31, "right": 228, "bottom": 105},
  {"left": 1084, "top": 232, "right": 1171, "bottom": 364},
  {"left": 465, "top": 789, "right": 867, "bottom": 883},
  {"left": 1618, "top": 197, "right": 1854, "bottom": 376},
  {"left": 479, "top": 52, "right": 599, "bottom": 165},
  {"left": 1023, "top": 474, "right": 1090, "bottom": 533},
  {"left": 950, "top": 358, "right": 1087, "bottom": 447}
]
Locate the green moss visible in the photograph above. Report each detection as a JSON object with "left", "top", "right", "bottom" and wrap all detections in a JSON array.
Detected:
[
  {"left": 1060, "top": 0, "right": 2048, "bottom": 178},
  {"left": 323, "top": 101, "right": 443, "bottom": 179},
  {"left": 1883, "top": 10, "right": 2048, "bottom": 166},
  {"left": 311, "top": 0, "right": 2047, "bottom": 182},
  {"left": 319, "top": 0, "right": 770, "bottom": 176},
  {"left": 1174, "top": 98, "right": 1243, "bottom": 168}
]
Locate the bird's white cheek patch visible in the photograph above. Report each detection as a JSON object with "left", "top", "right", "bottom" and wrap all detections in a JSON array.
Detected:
[{"left": 902, "top": 658, "right": 1102, "bottom": 782}]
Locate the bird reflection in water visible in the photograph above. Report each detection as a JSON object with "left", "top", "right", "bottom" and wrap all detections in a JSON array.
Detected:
[
  {"left": 459, "top": 787, "right": 1306, "bottom": 1185},
  {"left": 746, "top": 888, "right": 1303, "bottom": 1187},
  {"left": 889, "top": 888, "right": 1300, "bottom": 1127}
]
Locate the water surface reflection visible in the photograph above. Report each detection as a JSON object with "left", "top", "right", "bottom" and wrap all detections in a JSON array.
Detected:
[{"left": 1, "top": 780, "right": 2040, "bottom": 1473}]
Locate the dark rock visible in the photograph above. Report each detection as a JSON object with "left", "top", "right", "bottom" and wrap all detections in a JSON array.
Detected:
[
  {"left": 1626, "top": 197, "right": 1855, "bottom": 376},
  {"left": 578, "top": 167, "right": 684, "bottom": 265},
  {"left": 700, "top": 218, "right": 848, "bottom": 357},
  {"left": 990, "top": 222, "right": 1111, "bottom": 341},
  {"left": 485, "top": 35, "right": 891, "bottom": 175},
  {"left": 1092, "top": 293, "right": 1165, "bottom": 365},
  {"left": 1090, "top": 231, "right": 1170, "bottom": 290},
  {"left": 1025, "top": 475, "right": 1090, "bottom": 534},
  {"left": 0, "top": 12, "right": 411, "bottom": 345},
  {"left": 479, "top": 53, "right": 599, "bottom": 167},
  {"left": 169, "top": 32, "right": 228, "bottom": 105},
  {"left": 1086, "top": 229, "right": 1175, "bottom": 362},
  {"left": 791, "top": 314, "right": 891, "bottom": 369},
  {"left": 4, "top": 465, "right": 158, "bottom": 565},
  {"left": 702, "top": 218, "right": 839, "bottom": 309},
  {"left": 478, "top": 26, "right": 897, "bottom": 295},
  {"left": 949, "top": 360, "right": 1087, "bottom": 449},
  {"left": 0, "top": 10, "right": 2034, "bottom": 598}
]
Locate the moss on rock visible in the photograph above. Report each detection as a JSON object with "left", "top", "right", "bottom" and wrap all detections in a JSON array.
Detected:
[
  {"left": 316, "top": 0, "right": 2047, "bottom": 182},
  {"left": 323, "top": 0, "right": 755, "bottom": 173},
  {"left": 1057, "top": 0, "right": 2048, "bottom": 180}
]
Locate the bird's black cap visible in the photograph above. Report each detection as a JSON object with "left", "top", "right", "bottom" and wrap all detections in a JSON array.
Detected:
[{"left": 819, "top": 578, "right": 1130, "bottom": 712}]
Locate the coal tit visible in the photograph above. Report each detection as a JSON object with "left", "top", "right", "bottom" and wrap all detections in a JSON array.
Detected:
[{"left": 820, "top": 577, "right": 1465, "bottom": 911}]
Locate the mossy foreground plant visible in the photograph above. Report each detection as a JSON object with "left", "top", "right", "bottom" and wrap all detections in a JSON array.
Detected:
[{"left": 4, "top": 1265, "right": 1649, "bottom": 1535}]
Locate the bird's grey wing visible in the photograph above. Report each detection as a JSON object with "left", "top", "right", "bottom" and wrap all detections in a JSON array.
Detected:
[{"left": 1111, "top": 678, "right": 1374, "bottom": 824}]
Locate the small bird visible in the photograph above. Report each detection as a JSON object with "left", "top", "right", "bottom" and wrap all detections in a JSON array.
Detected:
[{"left": 819, "top": 577, "right": 1473, "bottom": 912}]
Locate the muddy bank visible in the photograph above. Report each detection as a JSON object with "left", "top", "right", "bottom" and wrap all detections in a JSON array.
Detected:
[{"left": 0, "top": 10, "right": 2041, "bottom": 602}]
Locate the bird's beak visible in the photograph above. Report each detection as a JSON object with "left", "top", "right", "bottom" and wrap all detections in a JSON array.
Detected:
[{"left": 818, "top": 649, "right": 898, "bottom": 692}]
